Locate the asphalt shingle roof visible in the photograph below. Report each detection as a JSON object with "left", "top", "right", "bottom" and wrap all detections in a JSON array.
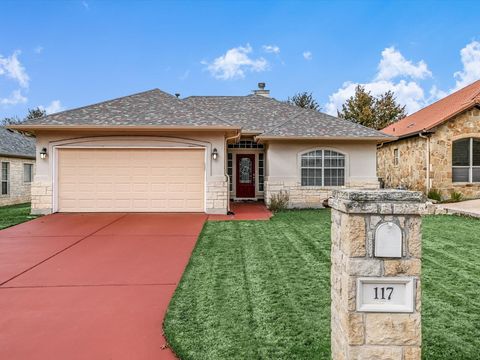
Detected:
[
  {"left": 17, "top": 88, "right": 390, "bottom": 140},
  {"left": 21, "top": 89, "right": 234, "bottom": 128},
  {"left": 0, "top": 127, "right": 36, "bottom": 158},
  {"left": 184, "top": 95, "right": 389, "bottom": 139}
]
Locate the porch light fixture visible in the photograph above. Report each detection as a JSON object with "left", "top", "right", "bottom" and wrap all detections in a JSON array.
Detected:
[
  {"left": 40, "top": 147, "right": 48, "bottom": 159},
  {"left": 212, "top": 148, "right": 218, "bottom": 160}
]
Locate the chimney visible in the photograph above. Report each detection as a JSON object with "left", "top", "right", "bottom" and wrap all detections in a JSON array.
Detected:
[{"left": 253, "top": 82, "right": 270, "bottom": 97}]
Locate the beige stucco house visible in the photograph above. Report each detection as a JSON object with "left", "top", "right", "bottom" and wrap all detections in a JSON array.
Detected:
[
  {"left": 11, "top": 84, "right": 389, "bottom": 215},
  {"left": 0, "top": 127, "right": 36, "bottom": 206},
  {"left": 378, "top": 80, "right": 480, "bottom": 199}
]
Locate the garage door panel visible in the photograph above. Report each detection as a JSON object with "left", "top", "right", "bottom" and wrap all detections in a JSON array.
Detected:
[{"left": 58, "top": 148, "right": 205, "bottom": 212}]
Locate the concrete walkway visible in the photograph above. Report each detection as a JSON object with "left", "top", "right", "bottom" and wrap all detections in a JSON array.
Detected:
[
  {"left": 437, "top": 199, "right": 480, "bottom": 218},
  {"left": 0, "top": 212, "right": 207, "bottom": 360}
]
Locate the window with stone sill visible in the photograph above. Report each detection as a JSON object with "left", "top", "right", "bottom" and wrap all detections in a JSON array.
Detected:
[
  {"left": 452, "top": 138, "right": 480, "bottom": 183},
  {"left": 301, "top": 150, "right": 345, "bottom": 187},
  {"left": 394, "top": 148, "right": 399, "bottom": 166}
]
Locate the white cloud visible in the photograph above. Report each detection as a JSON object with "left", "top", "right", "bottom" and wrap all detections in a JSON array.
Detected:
[
  {"left": 203, "top": 44, "right": 268, "bottom": 80},
  {"left": 303, "top": 51, "right": 313, "bottom": 60},
  {"left": 0, "top": 90, "right": 28, "bottom": 105},
  {"left": 179, "top": 69, "right": 190, "bottom": 81},
  {"left": 262, "top": 45, "right": 280, "bottom": 54},
  {"left": 325, "top": 47, "right": 438, "bottom": 115},
  {"left": 40, "top": 100, "right": 64, "bottom": 114},
  {"left": 34, "top": 46, "right": 44, "bottom": 54},
  {"left": 376, "top": 47, "right": 431, "bottom": 81},
  {"left": 453, "top": 40, "right": 480, "bottom": 90},
  {"left": 0, "top": 50, "right": 30, "bottom": 88},
  {"left": 82, "top": 1, "right": 89, "bottom": 10}
]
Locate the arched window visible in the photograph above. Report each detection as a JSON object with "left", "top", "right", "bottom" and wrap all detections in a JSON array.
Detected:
[
  {"left": 301, "top": 149, "right": 345, "bottom": 186},
  {"left": 452, "top": 138, "right": 480, "bottom": 183}
]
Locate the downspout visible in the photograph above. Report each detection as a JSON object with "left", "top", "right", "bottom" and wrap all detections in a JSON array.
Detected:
[
  {"left": 224, "top": 130, "right": 241, "bottom": 214},
  {"left": 419, "top": 131, "right": 430, "bottom": 193}
]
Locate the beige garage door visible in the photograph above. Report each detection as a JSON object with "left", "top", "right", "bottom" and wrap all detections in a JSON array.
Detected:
[{"left": 57, "top": 148, "right": 205, "bottom": 212}]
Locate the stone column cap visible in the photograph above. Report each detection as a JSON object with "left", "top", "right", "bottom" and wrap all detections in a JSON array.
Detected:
[{"left": 329, "top": 189, "right": 427, "bottom": 215}]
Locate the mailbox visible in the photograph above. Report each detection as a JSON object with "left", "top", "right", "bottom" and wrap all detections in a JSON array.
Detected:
[{"left": 375, "top": 222, "right": 402, "bottom": 258}]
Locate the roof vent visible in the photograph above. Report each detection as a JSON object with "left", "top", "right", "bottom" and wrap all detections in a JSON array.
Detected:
[
  {"left": 253, "top": 82, "right": 270, "bottom": 97},
  {"left": 175, "top": 93, "right": 180, "bottom": 98}
]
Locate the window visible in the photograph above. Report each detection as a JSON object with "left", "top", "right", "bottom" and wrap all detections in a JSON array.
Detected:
[
  {"left": 301, "top": 150, "right": 345, "bottom": 186},
  {"left": 228, "top": 140, "right": 264, "bottom": 149},
  {"left": 1, "top": 162, "right": 9, "bottom": 195},
  {"left": 394, "top": 148, "right": 399, "bottom": 166},
  {"left": 452, "top": 138, "right": 480, "bottom": 183},
  {"left": 227, "top": 153, "right": 233, "bottom": 191},
  {"left": 23, "top": 163, "right": 33, "bottom": 183},
  {"left": 258, "top": 153, "right": 264, "bottom": 192}
]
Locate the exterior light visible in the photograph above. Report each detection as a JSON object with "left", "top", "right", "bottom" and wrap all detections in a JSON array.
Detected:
[
  {"left": 212, "top": 148, "right": 218, "bottom": 160},
  {"left": 40, "top": 147, "right": 48, "bottom": 159}
]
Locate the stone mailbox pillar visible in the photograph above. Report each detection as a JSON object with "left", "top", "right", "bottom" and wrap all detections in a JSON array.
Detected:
[{"left": 329, "top": 190, "right": 426, "bottom": 360}]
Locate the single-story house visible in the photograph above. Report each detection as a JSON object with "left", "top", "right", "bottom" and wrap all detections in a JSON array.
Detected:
[
  {"left": 0, "top": 127, "right": 36, "bottom": 206},
  {"left": 378, "top": 80, "right": 480, "bottom": 199},
  {"left": 10, "top": 84, "right": 389, "bottom": 215}
]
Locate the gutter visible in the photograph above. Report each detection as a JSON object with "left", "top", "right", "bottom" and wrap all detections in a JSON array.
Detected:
[
  {"left": 0, "top": 152, "right": 36, "bottom": 160},
  {"left": 255, "top": 135, "right": 395, "bottom": 142}
]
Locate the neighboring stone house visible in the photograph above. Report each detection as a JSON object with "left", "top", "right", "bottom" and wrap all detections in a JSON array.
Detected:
[
  {"left": 11, "top": 83, "right": 390, "bottom": 215},
  {"left": 378, "top": 80, "right": 480, "bottom": 199},
  {"left": 0, "top": 127, "right": 36, "bottom": 206}
]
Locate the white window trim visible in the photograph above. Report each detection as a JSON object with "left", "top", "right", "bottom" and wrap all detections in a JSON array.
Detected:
[
  {"left": 1, "top": 161, "right": 10, "bottom": 196},
  {"left": 298, "top": 148, "right": 347, "bottom": 187},
  {"left": 452, "top": 137, "right": 480, "bottom": 184}
]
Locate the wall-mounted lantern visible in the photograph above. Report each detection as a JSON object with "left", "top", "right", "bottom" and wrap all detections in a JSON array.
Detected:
[
  {"left": 40, "top": 147, "right": 48, "bottom": 159},
  {"left": 212, "top": 148, "right": 218, "bottom": 160}
]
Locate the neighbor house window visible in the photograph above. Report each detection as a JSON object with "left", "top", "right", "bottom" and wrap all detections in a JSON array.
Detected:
[
  {"left": 301, "top": 150, "right": 345, "bottom": 186},
  {"left": 394, "top": 148, "right": 400, "bottom": 166},
  {"left": 1, "top": 162, "right": 9, "bottom": 195},
  {"left": 23, "top": 163, "right": 33, "bottom": 183},
  {"left": 452, "top": 138, "right": 480, "bottom": 183}
]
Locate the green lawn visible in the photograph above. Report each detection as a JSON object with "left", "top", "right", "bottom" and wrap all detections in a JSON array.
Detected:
[
  {"left": 0, "top": 203, "right": 37, "bottom": 230},
  {"left": 164, "top": 210, "right": 480, "bottom": 360}
]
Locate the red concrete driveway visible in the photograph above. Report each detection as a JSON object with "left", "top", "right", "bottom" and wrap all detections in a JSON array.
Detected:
[{"left": 0, "top": 213, "right": 207, "bottom": 360}]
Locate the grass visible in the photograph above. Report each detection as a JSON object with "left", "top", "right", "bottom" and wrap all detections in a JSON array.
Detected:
[
  {"left": 164, "top": 210, "right": 480, "bottom": 360},
  {"left": 0, "top": 203, "right": 37, "bottom": 230}
]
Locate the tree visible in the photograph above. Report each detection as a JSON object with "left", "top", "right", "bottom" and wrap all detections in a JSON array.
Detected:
[
  {"left": 337, "top": 85, "right": 406, "bottom": 129},
  {"left": 1, "top": 107, "right": 46, "bottom": 126},
  {"left": 287, "top": 92, "right": 321, "bottom": 111}
]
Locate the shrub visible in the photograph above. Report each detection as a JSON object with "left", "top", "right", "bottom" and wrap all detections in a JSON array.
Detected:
[
  {"left": 450, "top": 191, "right": 463, "bottom": 202},
  {"left": 268, "top": 191, "right": 290, "bottom": 212},
  {"left": 427, "top": 188, "right": 442, "bottom": 202}
]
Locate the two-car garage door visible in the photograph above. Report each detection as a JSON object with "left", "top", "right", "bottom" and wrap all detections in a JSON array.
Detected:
[{"left": 57, "top": 148, "right": 205, "bottom": 212}]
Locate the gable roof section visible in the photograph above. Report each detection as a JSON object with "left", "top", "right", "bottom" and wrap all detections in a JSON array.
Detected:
[
  {"left": 0, "top": 127, "right": 36, "bottom": 159},
  {"left": 185, "top": 95, "right": 390, "bottom": 140},
  {"left": 382, "top": 80, "right": 480, "bottom": 137},
  {"left": 17, "top": 89, "right": 236, "bottom": 129}
]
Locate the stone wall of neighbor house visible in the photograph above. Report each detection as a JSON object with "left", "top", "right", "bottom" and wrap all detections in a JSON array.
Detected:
[
  {"left": 429, "top": 108, "right": 480, "bottom": 199},
  {"left": 377, "top": 137, "right": 427, "bottom": 193},
  {"left": 264, "top": 179, "right": 379, "bottom": 208},
  {"left": 378, "top": 107, "right": 480, "bottom": 199},
  {"left": 0, "top": 156, "right": 35, "bottom": 207}
]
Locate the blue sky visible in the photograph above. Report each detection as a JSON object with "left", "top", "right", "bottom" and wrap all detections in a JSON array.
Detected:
[{"left": 1, "top": 0, "right": 479, "bottom": 119}]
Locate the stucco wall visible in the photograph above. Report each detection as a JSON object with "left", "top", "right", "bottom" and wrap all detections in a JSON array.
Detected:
[
  {"left": 32, "top": 131, "right": 228, "bottom": 214},
  {"left": 377, "top": 107, "right": 480, "bottom": 199},
  {"left": 265, "top": 140, "right": 379, "bottom": 208},
  {"left": 0, "top": 156, "right": 35, "bottom": 206}
]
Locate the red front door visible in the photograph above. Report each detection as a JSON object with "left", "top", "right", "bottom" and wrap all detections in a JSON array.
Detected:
[{"left": 236, "top": 154, "right": 255, "bottom": 198}]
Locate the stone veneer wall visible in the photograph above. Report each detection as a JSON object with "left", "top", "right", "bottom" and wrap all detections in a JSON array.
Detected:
[
  {"left": 264, "top": 180, "right": 379, "bottom": 208},
  {"left": 0, "top": 156, "right": 35, "bottom": 207},
  {"left": 329, "top": 190, "right": 425, "bottom": 360},
  {"left": 377, "top": 137, "right": 427, "bottom": 192},
  {"left": 378, "top": 107, "right": 480, "bottom": 199},
  {"left": 205, "top": 179, "right": 229, "bottom": 214},
  {"left": 30, "top": 181, "right": 53, "bottom": 215}
]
